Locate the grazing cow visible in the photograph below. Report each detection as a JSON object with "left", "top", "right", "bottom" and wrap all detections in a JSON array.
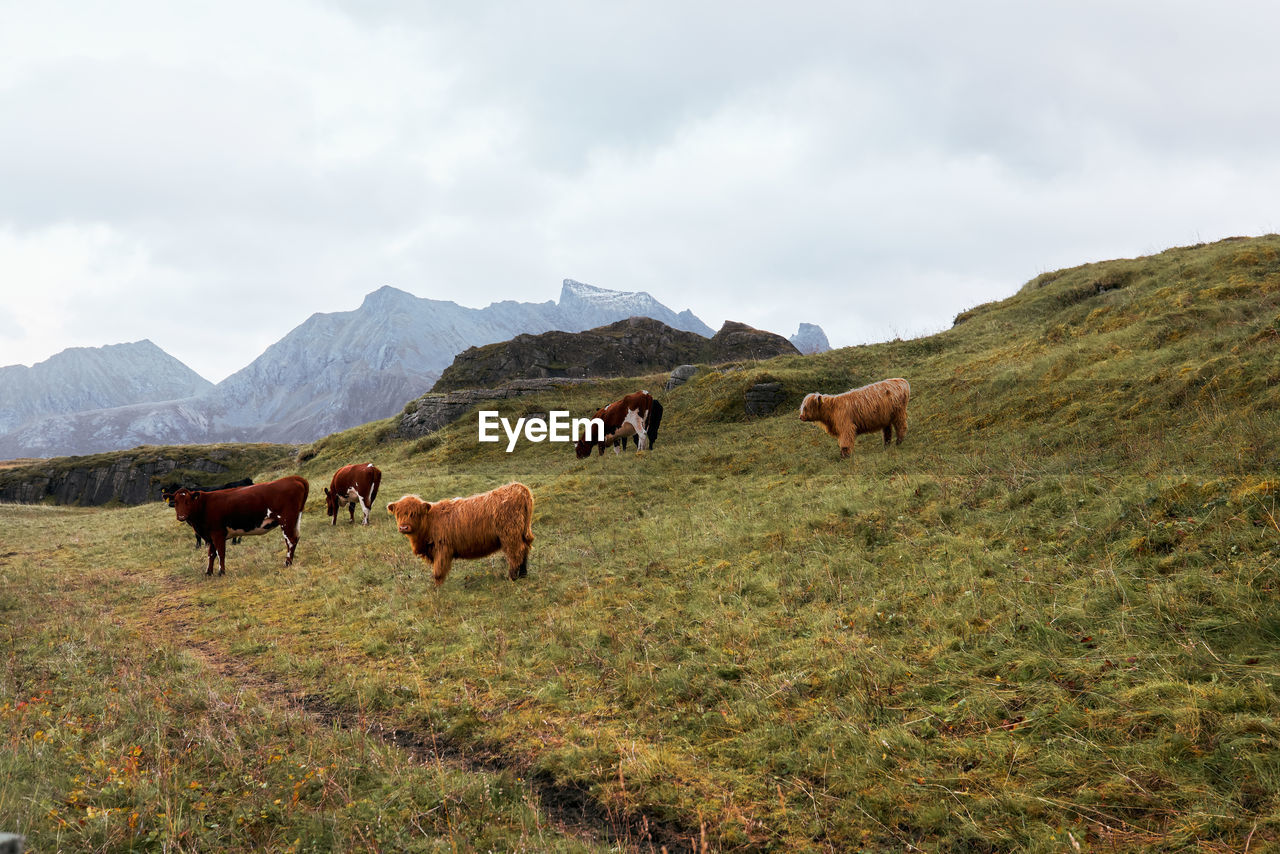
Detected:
[
  {"left": 799, "top": 377, "right": 910, "bottom": 459},
  {"left": 619, "top": 399, "right": 663, "bottom": 451},
  {"left": 324, "top": 463, "right": 382, "bottom": 526},
  {"left": 574, "top": 391, "right": 657, "bottom": 458},
  {"left": 171, "top": 475, "right": 309, "bottom": 576},
  {"left": 387, "top": 482, "right": 534, "bottom": 587},
  {"left": 161, "top": 477, "right": 254, "bottom": 547}
]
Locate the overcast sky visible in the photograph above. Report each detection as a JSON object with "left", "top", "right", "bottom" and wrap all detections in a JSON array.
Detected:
[{"left": 2, "top": 1, "right": 1277, "bottom": 383}]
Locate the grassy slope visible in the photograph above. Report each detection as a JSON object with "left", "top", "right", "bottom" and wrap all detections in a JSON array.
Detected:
[{"left": 4, "top": 235, "right": 1280, "bottom": 851}]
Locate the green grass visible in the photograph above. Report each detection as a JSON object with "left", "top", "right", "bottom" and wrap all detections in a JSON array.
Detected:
[{"left": 4, "top": 234, "right": 1280, "bottom": 851}]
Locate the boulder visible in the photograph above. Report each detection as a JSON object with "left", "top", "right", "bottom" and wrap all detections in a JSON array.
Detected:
[
  {"left": 744, "top": 382, "right": 787, "bottom": 416},
  {"left": 666, "top": 364, "right": 699, "bottom": 390}
]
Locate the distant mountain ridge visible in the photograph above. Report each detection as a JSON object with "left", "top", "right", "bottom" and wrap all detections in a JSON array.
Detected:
[
  {"left": 0, "top": 280, "right": 724, "bottom": 458},
  {"left": 0, "top": 340, "right": 212, "bottom": 434}
]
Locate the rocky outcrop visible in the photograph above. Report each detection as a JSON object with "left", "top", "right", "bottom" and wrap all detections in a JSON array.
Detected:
[
  {"left": 706, "top": 322, "right": 801, "bottom": 363},
  {"left": 0, "top": 445, "right": 292, "bottom": 506},
  {"left": 434, "top": 318, "right": 799, "bottom": 392},
  {"left": 666, "top": 365, "right": 699, "bottom": 390},
  {"left": 744, "top": 382, "right": 787, "bottom": 416},
  {"left": 393, "top": 379, "right": 590, "bottom": 440},
  {"left": 790, "top": 323, "right": 831, "bottom": 355}
]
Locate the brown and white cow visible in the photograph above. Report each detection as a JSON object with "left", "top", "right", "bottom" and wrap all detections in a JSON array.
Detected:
[
  {"left": 387, "top": 482, "right": 534, "bottom": 587},
  {"left": 324, "top": 463, "right": 382, "bottom": 525},
  {"left": 574, "top": 390, "right": 657, "bottom": 458},
  {"left": 171, "top": 475, "right": 309, "bottom": 576}
]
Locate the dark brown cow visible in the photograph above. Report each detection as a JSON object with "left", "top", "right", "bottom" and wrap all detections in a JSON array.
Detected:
[
  {"left": 171, "top": 475, "right": 309, "bottom": 576},
  {"left": 324, "top": 463, "right": 382, "bottom": 525},
  {"left": 574, "top": 390, "right": 657, "bottom": 458},
  {"left": 161, "top": 478, "right": 254, "bottom": 547}
]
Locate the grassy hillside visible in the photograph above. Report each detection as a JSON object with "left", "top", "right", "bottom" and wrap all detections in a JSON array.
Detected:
[{"left": 3, "top": 235, "right": 1280, "bottom": 851}]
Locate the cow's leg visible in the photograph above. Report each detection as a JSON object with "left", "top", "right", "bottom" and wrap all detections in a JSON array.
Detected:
[
  {"left": 281, "top": 519, "right": 299, "bottom": 567},
  {"left": 207, "top": 530, "right": 227, "bottom": 576},
  {"left": 619, "top": 408, "right": 648, "bottom": 451},
  {"left": 503, "top": 539, "right": 529, "bottom": 580},
  {"left": 883, "top": 426, "right": 893, "bottom": 446},
  {"left": 894, "top": 412, "right": 908, "bottom": 445},
  {"left": 432, "top": 552, "right": 453, "bottom": 587},
  {"left": 839, "top": 428, "right": 856, "bottom": 459},
  {"left": 357, "top": 491, "right": 371, "bottom": 525}
]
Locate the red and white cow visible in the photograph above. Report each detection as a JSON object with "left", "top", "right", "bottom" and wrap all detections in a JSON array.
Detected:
[
  {"left": 171, "top": 475, "right": 309, "bottom": 576},
  {"left": 575, "top": 390, "right": 657, "bottom": 458},
  {"left": 324, "top": 462, "right": 382, "bottom": 526}
]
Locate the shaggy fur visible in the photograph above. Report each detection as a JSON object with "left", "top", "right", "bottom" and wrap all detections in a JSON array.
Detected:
[
  {"left": 387, "top": 482, "right": 535, "bottom": 587},
  {"left": 799, "top": 377, "right": 910, "bottom": 459}
]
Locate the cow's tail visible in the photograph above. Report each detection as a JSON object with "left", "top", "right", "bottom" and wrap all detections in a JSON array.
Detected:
[
  {"left": 648, "top": 399, "right": 663, "bottom": 449},
  {"left": 300, "top": 476, "right": 310, "bottom": 509},
  {"left": 370, "top": 470, "right": 381, "bottom": 509},
  {"left": 522, "top": 483, "right": 535, "bottom": 544}
]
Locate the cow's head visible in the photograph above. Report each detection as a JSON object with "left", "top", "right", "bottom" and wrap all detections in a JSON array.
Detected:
[
  {"left": 574, "top": 438, "right": 596, "bottom": 459},
  {"left": 387, "top": 495, "right": 432, "bottom": 534},
  {"left": 387, "top": 495, "right": 434, "bottom": 557},
  {"left": 799, "top": 393, "right": 822, "bottom": 422},
  {"left": 323, "top": 487, "right": 339, "bottom": 521},
  {"left": 171, "top": 488, "right": 205, "bottom": 522}
]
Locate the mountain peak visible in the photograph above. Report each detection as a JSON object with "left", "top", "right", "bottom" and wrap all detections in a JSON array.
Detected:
[
  {"left": 790, "top": 323, "right": 831, "bottom": 354},
  {"left": 360, "top": 285, "right": 417, "bottom": 310},
  {"left": 557, "top": 279, "right": 714, "bottom": 336}
]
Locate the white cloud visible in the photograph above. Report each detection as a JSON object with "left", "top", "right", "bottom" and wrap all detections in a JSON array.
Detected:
[{"left": 1, "top": 0, "right": 1278, "bottom": 381}]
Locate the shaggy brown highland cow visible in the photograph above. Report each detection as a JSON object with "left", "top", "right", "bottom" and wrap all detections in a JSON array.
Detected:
[
  {"left": 387, "top": 482, "right": 534, "bottom": 587},
  {"left": 799, "top": 377, "right": 910, "bottom": 459}
]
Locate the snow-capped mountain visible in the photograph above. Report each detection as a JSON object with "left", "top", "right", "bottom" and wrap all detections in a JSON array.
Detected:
[{"left": 557, "top": 280, "right": 714, "bottom": 336}]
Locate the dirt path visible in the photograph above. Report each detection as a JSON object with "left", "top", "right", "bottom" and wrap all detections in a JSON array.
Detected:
[{"left": 142, "top": 580, "right": 701, "bottom": 853}]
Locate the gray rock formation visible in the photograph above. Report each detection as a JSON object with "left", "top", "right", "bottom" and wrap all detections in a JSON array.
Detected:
[
  {"left": 435, "top": 318, "right": 799, "bottom": 392},
  {"left": 0, "top": 447, "right": 282, "bottom": 507},
  {"left": 789, "top": 323, "right": 831, "bottom": 355},
  {"left": 745, "top": 382, "right": 787, "bottom": 416},
  {"left": 666, "top": 364, "right": 699, "bottom": 390},
  {"left": 393, "top": 379, "right": 589, "bottom": 440}
]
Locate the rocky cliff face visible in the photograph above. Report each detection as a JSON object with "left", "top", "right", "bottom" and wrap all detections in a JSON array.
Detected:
[
  {"left": 393, "top": 379, "right": 590, "bottom": 440},
  {"left": 433, "top": 317, "right": 799, "bottom": 392},
  {"left": 790, "top": 323, "right": 832, "bottom": 355},
  {"left": 0, "top": 445, "right": 291, "bottom": 506},
  {"left": 0, "top": 340, "right": 212, "bottom": 434}
]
